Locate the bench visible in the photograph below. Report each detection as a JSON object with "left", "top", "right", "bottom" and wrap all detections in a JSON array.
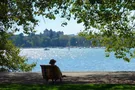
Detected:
[{"left": 40, "top": 65, "right": 62, "bottom": 82}]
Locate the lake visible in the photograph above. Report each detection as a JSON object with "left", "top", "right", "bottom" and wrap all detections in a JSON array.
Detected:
[{"left": 20, "top": 48, "right": 135, "bottom": 72}]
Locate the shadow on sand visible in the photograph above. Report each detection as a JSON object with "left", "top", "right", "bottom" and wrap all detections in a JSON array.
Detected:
[{"left": 0, "top": 72, "right": 135, "bottom": 84}]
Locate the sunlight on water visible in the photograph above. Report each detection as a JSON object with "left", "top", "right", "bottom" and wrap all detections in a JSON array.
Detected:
[{"left": 20, "top": 48, "right": 135, "bottom": 72}]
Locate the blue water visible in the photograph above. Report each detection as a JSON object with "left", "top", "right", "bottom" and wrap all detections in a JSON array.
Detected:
[{"left": 20, "top": 48, "right": 135, "bottom": 72}]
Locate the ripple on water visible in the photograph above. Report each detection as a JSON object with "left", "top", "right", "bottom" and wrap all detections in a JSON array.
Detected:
[{"left": 20, "top": 48, "right": 135, "bottom": 72}]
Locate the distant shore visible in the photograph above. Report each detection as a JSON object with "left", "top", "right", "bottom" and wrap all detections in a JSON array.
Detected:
[{"left": 0, "top": 71, "right": 135, "bottom": 84}]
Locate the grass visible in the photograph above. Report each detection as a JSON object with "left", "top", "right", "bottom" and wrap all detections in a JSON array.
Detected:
[{"left": 0, "top": 84, "right": 135, "bottom": 90}]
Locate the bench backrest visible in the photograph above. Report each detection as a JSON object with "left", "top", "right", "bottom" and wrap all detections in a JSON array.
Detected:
[{"left": 40, "top": 65, "right": 62, "bottom": 80}]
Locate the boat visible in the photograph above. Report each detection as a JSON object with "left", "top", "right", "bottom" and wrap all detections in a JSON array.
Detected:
[{"left": 44, "top": 48, "right": 50, "bottom": 50}]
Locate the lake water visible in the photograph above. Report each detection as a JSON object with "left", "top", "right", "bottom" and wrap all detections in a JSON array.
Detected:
[{"left": 20, "top": 48, "right": 135, "bottom": 72}]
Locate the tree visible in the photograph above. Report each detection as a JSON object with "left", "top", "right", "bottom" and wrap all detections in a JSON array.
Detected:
[
  {"left": 70, "top": 37, "right": 78, "bottom": 46},
  {"left": 12, "top": 33, "right": 24, "bottom": 47},
  {"left": 1, "top": 0, "right": 135, "bottom": 72},
  {"left": 59, "top": 35, "right": 69, "bottom": 47},
  {"left": 0, "top": 31, "right": 36, "bottom": 72},
  {"left": 51, "top": 38, "right": 59, "bottom": 47},
  {"left": 75, "top": 0, "right": 135, "bottom": 61},
  {"left": 0, "top": 0, "right": 37, "bottom": 71},
  {"left": 42, "top": 37, "right": 51, "bottom": 47}
]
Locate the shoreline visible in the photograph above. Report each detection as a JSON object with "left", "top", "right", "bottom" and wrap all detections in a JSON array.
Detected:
[{"left": 1, "top": 71, "right": 135, "bottom": 84}]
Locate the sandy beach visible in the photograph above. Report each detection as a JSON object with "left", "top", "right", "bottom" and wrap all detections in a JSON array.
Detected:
[{"left": 0, "top": 71, "right": 135, "bottom": 84}]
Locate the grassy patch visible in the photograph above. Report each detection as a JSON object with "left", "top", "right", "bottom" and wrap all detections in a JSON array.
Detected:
[{"left": 0, "top": 84, "right": 135, "bottom": 90}]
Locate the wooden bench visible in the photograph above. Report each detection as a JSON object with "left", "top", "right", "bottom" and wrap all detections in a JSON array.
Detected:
[{"left": 40, "top": 65, "right": 62, "bottom": 82}]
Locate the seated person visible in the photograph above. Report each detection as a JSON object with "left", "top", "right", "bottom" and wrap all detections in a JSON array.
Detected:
[{"left": 49, "top": 59, "right": 62, "bottom": 81}]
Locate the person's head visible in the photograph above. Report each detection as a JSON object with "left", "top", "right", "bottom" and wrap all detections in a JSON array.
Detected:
[{"left": 49, "top": 59, "right": 56, "bottom": 65}]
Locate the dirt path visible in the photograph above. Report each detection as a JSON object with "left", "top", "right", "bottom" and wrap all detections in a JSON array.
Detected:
[{"left": 0, "top": 71, "right": 135, "bottom": 84}]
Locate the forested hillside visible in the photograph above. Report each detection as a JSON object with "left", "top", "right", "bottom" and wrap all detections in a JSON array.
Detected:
[{"left": 10, "top": 29, "right": 92, "bottom": 48}]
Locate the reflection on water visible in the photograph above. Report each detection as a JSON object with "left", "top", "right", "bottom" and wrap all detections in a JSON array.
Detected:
[{"left": 20, "top": 48, "right": 135, "bottom": 72}]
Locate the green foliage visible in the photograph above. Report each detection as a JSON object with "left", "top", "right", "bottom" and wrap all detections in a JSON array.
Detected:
[
  {"left": 1, "top": 0, "right": 135, "bottom": 65},
  {"left": 76, "top": 0, "right": 135, "bottom": 61},
  {"left": 10, "top": 30, "right": 92, "bottom": 48},
  {"left": 0, "top": 31, "right": 36, "bottom": 72}
]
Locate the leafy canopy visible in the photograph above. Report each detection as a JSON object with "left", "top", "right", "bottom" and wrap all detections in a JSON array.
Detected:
[
  {"left": 0, "top": 31, "right": 36, "bottom": 72},
  {"left": 1, "top": 0, "right": 135, "bottom": 63}
]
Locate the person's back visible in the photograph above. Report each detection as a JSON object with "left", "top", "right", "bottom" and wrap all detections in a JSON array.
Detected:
[
  {"left": 53, "top": 65, "right": 62, "bottom": 78},
  {"left": 49, "top": 59, "right": 62, "bottom": 81}
]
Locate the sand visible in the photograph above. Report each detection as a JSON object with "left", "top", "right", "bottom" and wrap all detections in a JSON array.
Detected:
[{"left": 0, "top": 71, "right": 135, "bottom": 84}]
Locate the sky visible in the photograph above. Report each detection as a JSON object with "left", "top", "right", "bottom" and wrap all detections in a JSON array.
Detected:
[{"left": 34, "top": 16, "right": 84, "bottom": 35}]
